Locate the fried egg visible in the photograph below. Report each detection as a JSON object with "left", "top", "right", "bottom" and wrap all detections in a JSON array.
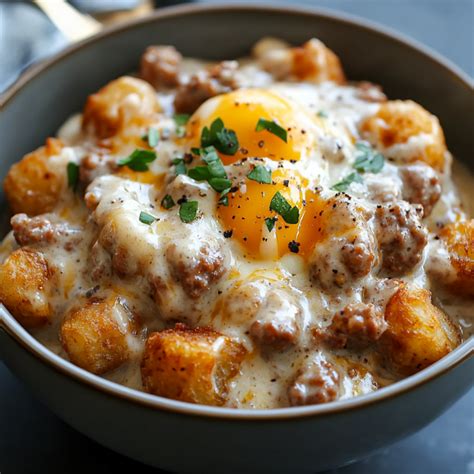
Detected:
[
  {"left": 183, "top": 87, "right": 338, "bottom": 260},
  {"left": 186, "top": 88, "right": 320, "bottom": 164}
]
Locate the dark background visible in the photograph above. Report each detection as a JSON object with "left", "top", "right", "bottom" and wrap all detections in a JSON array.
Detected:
[{"left": 0, "top": 1, "right": 473, "bottom": 473}]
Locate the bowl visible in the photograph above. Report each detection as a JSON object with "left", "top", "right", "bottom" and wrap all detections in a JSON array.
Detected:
[{"left": 0, "top": 4, "right": 473, "bottom": 473}]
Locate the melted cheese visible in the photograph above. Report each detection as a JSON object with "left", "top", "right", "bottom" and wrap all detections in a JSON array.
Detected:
[{"left": 2, "top": 43, "right": 473, "bottom": 410}]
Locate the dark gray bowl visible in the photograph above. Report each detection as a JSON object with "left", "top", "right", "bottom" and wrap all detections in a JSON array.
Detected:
[{"left": 0, "top": 4, "right": 473, "bottom": 473}]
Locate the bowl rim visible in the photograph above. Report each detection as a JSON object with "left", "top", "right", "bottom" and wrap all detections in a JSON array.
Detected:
[{"left": 0, "top": 2, "right": 473, "bottom": 421}]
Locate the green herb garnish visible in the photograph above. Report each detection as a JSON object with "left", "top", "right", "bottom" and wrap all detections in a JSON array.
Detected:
[
  {"left": 67, "top": 162, "right": 79, "bottom": 190},
  {"left": 139, "top": 211, "right": 157, "bottom": 225},
  {"left": 172, "top": 157, "right": 187, "bottom": 175},
  {"left": 353, "top": 142, "right": 385, "bottom": 173},
  {"left": 282, "top": 206, "right": 300, "bottom": 224},
  {"left": 187, "top": 145, "right": 232, "bottom": 194},
  {"left": 218, "top": 186, "right": 231, "bottom": 207},
  {"left": 179, "top": 200, "right": 199, "bottom": 223},
  {"left": 329, "top": 142, "right": 384, "bottom": 193},
  {"left": 203, "top": 150, "right": 226, "bottom": 178},
  {"left": 247, "top": 165, "right": 272, "bottom": 184},
  {"left": 201, "top": 118, "right": 239, "bottom": 155},
  {"left": 143, "top": 127, "right": 159, "bottom": 147},
  {"left": 188, "top": 166, "right": 211, "bottom": 181},
  {"left": 118, "top": 149, "right": 157, "bottom": 171},
  {"left": 173, "top": 114, "right": 190, "bottom": 137},
  {"left": 209, "top": 177, "right": 232, "bottom": 192},
  {"left": 317, "top": 110, "right": 328, "bottom": 119},
  {"left": 161, "top": 194, "right": 175, "bottom": 209},
  {"left": 265, "top": 217, "right": 276, "bottom": 232},
  {"left": 256, "top": 118, "right": 287, "bottom": 143},
  {"left": 331, "top": 172, "right": 364, "bottom": 192},
  {"left": 218, "top": 192, "right": 230, "bottom": 206},
  {"left": 269, "top": 191, "right": 300, "bottom": 224}
]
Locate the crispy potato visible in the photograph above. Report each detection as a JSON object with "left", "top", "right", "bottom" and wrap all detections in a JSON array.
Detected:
[
  {"left": 360, "top": 100, "right": 447, "bottom": 171},
  {"left": 292, "top": 39, "right": 345, "bottom": 84},
  {"left": 0, "top": 248, "right": 52, "bottom": 327},
  {"left": 4, "top": 138, "right": 64, "bottom": 215},
  {"left": 60, "top": 296, "right": 132, "bottom": 374},
  {"left": 254, "top": 38, "right": 345, "bottom": 84},
  {"left": 381, "top": 285, "right": 459, "bottom": 375},
  {"left": 439, "top": 219, "right": 474, "bottom": 296},
  {"left": 82, "top": 76, "right": 159, "bottom": 139},
  {"left": 141, "top": 323, "right": 246, "bottom": 406}
]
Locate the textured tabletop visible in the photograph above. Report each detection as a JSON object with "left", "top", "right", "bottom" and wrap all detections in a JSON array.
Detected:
[{"left": 0, "top": 1, "right": 473, "bottom": 473}]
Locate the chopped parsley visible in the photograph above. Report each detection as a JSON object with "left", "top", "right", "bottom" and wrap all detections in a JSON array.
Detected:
[
  {"left": 172, "top": 157, "right": 187, "bottom": 175},
  {"left": 256, "top": 118, "right": 287, "bottom": 143},
  {"left": 218, "top": 187, "right": 231, "bottom": 206},
  {"left": 161, "top": 194, "right": 175, "bottom": 209},
  {"left": 188, "top": 166, "right": 211, "bottom": 181},
  {"left": 209, "top": 177, "right": 232, "bottom": 192},
  {"left": 173, "top": 114, "right": 190, "bottom": 137},
  {"left": 188, "top": 145, "right": 232, "bottom": 197},
  {"left": 139, "top": 211, "right": 157, "bottom": 225},
  {"left": 353, "top": 142, "right": 385, "bottom": 173},
  {"left": 179, "top": 200, "right": 199, "bottom": 223},
  {"left": 329, "top": 142, "right": 384, "bottom": 192},
  {"left": 282, "top": 206, "right": 300, "bottom": 224},
  {"left": 67, "top": 162, "right": 79, "bottom": 190},
  {"left": 269, "top": 191, "right": 300, "bottom": 224},
  {"left": 201, "top": 118, "right": 239, "bottom": 155},
  {"left": 331, "top": 172, "right": 363, "bottom": 192},
  {"left": 143, "top": 127, "right": 159, "bottom": 147},
  {"left": 118, "top": 149, "right": 156, "bottom": 171},
  {"left": 317, "top": 110, "right": 328, "bottom": 119},
  {"left": 265, "top": 217, "right": 277, "bottom": 232},
  {"left": 219, "top": 194, "right": 229, "bottom": 206},
  {"left": 247, "top": 165, "right": 272, "bottom": 184}
]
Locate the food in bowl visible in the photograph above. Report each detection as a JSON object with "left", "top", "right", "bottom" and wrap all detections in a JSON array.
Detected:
[{"left": 0, "top": 37, "right": 472, "bottom": 409}]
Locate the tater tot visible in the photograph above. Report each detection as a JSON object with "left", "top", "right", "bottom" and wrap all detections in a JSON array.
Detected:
[
  {"left": 439, "top": 219, "right": 474, "bottom": 297},
  {"left": 60, "top": 296, "right": 132, "bottom": 374},
  {"left": 0, "top": 248, "right": 52, "bottom": 327},
  {"left": 141, "top": 324, "right": 246, "bottom": 406},
  {"left": 360, "top": 100, "right": 447, "bottom": 171},
  {"left": 82, "top": 76, "right": 160, "bottom": 139},
  {"left": 4, "top": 138, "right": 64, "bottom": 216},
  {"left": 254, "top": 37, "right": 345, "bottom": 84},
  {"left": 381, "top": 285, "right": 459, "bottom": 375}
]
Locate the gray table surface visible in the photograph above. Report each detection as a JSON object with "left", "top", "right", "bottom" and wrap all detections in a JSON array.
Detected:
[{"left": 1, "top": 0, "right": 473, "bottom": 473}]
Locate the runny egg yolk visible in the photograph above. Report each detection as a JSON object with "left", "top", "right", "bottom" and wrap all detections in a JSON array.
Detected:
[
  {"left": 219, "top": 183, "right": 343, "bottom": 260},
  {"left": 219, "top": 169, "right": 305, "bottom": 259},
  {"left": 187, "top": 89, "right": 316, "bottom": 165}
]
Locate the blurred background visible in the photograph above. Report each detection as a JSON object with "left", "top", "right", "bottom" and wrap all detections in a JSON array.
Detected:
[{"left": 0, "top": 1, "right": 473, "bottom": 473}]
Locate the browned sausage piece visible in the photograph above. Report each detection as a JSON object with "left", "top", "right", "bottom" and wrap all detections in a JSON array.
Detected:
[
  {"left": 325, "top": 302, "right": 387, "bottom": 349},
  {"left": 11, "top": 213, "right": 78, "bottom": 247},
  {"left": 399, "top": 162, "right": 441, "bottom": 217},
  {"left": 288, "top": 356, "right": 340, "bottom": 406},
  {"left": 174, "top": 61, "right": 240, "bottom": 114},
  {"left": 308, "top": 195, "right": 376, "bottom": 290},
  {"left": 375, "top": 201, "right": 428, "bottom": 276},
  {"left": 140, "top": 45, "right": 182, "bottom": 89},
  {"left": 249, "top": 290, "right": 300, "bottom": 351},
  {"left": 341, "top": 240, "right": 376, "bottom": 279},
  {"left": 165, "top": 241, "right": 226, "bottom": 299}
]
